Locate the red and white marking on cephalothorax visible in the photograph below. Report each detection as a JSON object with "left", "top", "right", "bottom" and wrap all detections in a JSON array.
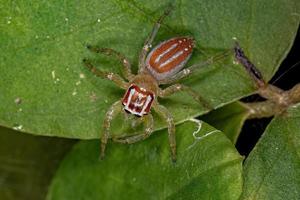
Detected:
[
  {"left": 122, "top": 84, "right": 154, "bottom": 117},
  {"left": 145, "top": 37, "right": 195, "bottom": 81},
  {"left": 83, "top": 7, "right": 228, "bottom": 162},
  {"left": 121, "top": 37, "right": 194, "bottom": 117}
]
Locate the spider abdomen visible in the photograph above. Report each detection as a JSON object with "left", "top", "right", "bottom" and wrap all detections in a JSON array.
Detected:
[
  {"left": 145, "top": 37, "right": 194, "bottom": 81},
  {"left": 122, "top": 84, "right": 155, "bottom": 117}
]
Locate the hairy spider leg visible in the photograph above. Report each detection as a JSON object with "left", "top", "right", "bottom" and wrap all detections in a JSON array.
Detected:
[
  {"left": 83, "top": 59, "right": 129, "bottom": 89},
  {"left": 112, "top": 114, "right": 154, "bottom": 143},
  {"left": 233, "top": 42, "right": 266, "bottom": 87},
  {"left": 153, "top": 102, "right": 176, "bottom": 162},
  {"left": 138, "top": 6, "right": 173, "bottom": 70},
  {"left": 86, "top": 45, "right": 135, "bottom": 80},
  {"left": 159, "top": 49, "right": 231, "bottom": 84},
  {"left": 159, "top": 84, "right": 212, "bottom": 109},
  {"left": 101, "top": 100, "right": 123, "bottom": 159}
]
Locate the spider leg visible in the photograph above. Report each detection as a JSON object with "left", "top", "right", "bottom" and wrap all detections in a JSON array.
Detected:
[
  {"left": 153, "top": 102, "right": 176, "bottom": 162},
  {"left": 86, "top": 45, "right": 134, "bottom": 80},
  {"left": 233, "top": 42, "right": 285, "bottom": 102},
  {"left": 233, "top": 42, "right": 266, "bottom": 87},
  {"left": 159, "top": 84, "right": 212, "bottom": 109},
  {"left": 83, "top": 59, "right": 129, "bottom": 89},
  {"left": 101, "top": 100, "right": 122, "bottom": 159},
  {"left": 159, "top": 50, "right": 231, "bottom": 85},
  {"left": 138, "top": 6, "right": 172, "bottom": 70},
  {"left": 112, "top": 113, "right": 154, "bottom": 144}
]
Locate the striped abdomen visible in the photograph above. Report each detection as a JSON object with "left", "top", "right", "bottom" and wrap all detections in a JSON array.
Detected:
[{"left": 145, "top": 37, "right": 194, "bottom": 81}]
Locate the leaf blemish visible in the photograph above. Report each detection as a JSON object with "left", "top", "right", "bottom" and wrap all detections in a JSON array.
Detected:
[
  {"left": 15, "top": 97, "right": 22, "bottom": 105},
  {"left": 72, "top": 89, "right": 77, "bottom": 96},
  {"left": 186, "top": 119, "right": 220, "bottom": 150},
  {"left": 233, "top": 60, "right": 239, "bottom": 65},
  {"left": 189, "top": 118, "right": 203, "bottom": 138},
  {"left": 79, "top": 73, "right": 85, "bottom": 79},
  {"left": 89, "top": 92, "right": 97, "bottom": 102},
  {"left": 13, "top": 124, "right": 23, "bottom": 131},
  {"left": 51, "top": 70, "right": 56, "bottom": 79},
  {"left": 51, "top": 70, "right": 61, "bottom": 84},
  {"left": 6, "top": 16, "right": 12, "bottom": 24}
]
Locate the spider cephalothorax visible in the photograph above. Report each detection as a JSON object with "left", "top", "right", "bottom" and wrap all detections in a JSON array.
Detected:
[{"left": 83, "top": 8, "right": 227, "bottom": 161}]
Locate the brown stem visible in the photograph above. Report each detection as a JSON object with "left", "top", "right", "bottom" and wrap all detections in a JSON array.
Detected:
[
  {"left": 233, "top": 42, "right": 300, "bottom": 119},
  {"left": 243, "top": 83, "right": 300, "bottom": 119}
]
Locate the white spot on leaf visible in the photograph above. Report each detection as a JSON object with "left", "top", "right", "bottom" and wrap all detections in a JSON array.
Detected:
[
  {"left": 186, "top": 118, "right": 220, "bottom": 150},
  {"left": 7, "top": 16, "right": 12, "bottom": 24},
  {"left": 79, "top": 73, "right": 85, "bottom": 79},
  {"left": 72, "top": 89, "right": 77, "bottom": 96},
  {"left": 233, "top": 60, "right": 239, "bottom": 65},
  {"left": 13, "top": 124, "right": 23, "bottom": 131},
  {"left": 15, "top": 97, "right": 22, "bottom": 105},
  {"left": 51, "top": 70, "right": 56, "bottom": 79}
]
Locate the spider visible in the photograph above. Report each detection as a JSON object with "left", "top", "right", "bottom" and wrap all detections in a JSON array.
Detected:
[{"left": 83, "top": 8, "right": 228, "bottom": 162}]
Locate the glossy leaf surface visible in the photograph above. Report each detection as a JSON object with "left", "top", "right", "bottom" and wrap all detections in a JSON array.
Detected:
[
  {"left": 47, "top": 121, "right": 243, "bottom": 200},
  {"left": 240, "top": 104, "right": 300, "bottom": 200},
  {"left": 0, "top": 0, "right": 299, "bottom": 138}
]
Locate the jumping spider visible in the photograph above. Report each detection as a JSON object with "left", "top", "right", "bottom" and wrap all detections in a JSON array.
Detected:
[{"left": 83, "top": 8, "right": 228, "bottom": 161}]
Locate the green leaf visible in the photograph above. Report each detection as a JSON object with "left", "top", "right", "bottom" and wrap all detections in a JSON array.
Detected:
[
  {"left": 47, "top": 121, "right": 243, "bottom": 200},
  {"left": 200, "top": 102, "right": 249, "bottom": 143},
  {"left": 0, "top": 0, "right": 299, "bottom": 138},
  {"left": 240, "top": 104, "right": 300, "bottom": 200},
  {"left": 0, "top": 126, "right": 75, "bottom": 200}
]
